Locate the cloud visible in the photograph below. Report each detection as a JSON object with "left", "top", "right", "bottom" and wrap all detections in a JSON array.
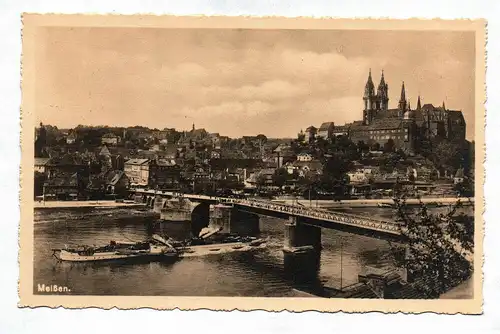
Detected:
[{"left": 36, "top": 28, "right": 475, "bottom": 139}]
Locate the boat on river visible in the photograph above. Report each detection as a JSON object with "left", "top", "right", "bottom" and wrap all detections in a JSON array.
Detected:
[
  {"left": 52, "top": 232, "right": 267, "bottom": 262},
  {"left": 52, "top": 239, "right": 178, "bottom": 263},
  {"left": 152, "top": 233, "right": 267, "bottom": 258}
]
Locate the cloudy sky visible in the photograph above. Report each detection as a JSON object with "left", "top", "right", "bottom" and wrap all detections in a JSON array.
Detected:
[{"left": 34, "top": 27, "right": 476, "bottom": 139}]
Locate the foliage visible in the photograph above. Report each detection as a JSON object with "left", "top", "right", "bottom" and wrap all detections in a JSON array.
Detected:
[
  {"left": 371, "top": 142, "right": 381, "bottom": 151},
  {"left": 417, "top": 137, "right": 473, "bottom": 176},
  {"left": 255, "top": 134, "right": 267, "bottom": 144},
  {"left": 256, "top": 173, "right": 269, "bottom": 188},
  {"left": 390, "top": 194, "right": 474, "bottom": 298},
  {"left": 408, "top": 172, "right": 416, "bottom": 183},
  {"left": 383, "top": 138, "right": 396, "bottom": 153},
  {"left": 356, "top": 140, "right": 370, "bottom": 155},
  {"left": 454, "top": 178, "right": 474, "bottom": 197},
  {"left": 378, "top": 151, "right": 405, "bottom": 173},
  {"left": 34, "top": 172, "right": 46, "bottom": 197},
  {"left": 272, "top": 168, "right": 290, "bottom": 188}
]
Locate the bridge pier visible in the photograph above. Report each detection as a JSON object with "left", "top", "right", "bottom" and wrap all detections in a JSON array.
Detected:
[
  {"left": 132, "top": 194, "right": 144, "bottom": 203},
  {"left": 283, "top": 216, "right": 321, "bottom": 284},
  {"left": 209, "top": 204, "right": 260, "bottom": 235},
  {"left": 153, "top": 196, "right": 167, "bottom": 213}
]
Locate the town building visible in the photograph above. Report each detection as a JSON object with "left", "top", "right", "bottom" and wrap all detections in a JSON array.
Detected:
[
  {"left": 124, "top": 158, "right": 181, "bottom": 189},
  {"left": 34, "top": 158, "right": 50, "bottom": 174},
  {"left": 273, "top": 144, "right": 296, "bottom": 168},
  {"left": 44, "top": 154, "right": 90, "bottom": 179},
  {"left": 454, "top": 167, "right": 465, "bottom": 185},
  {"left": 66, "top": 131, "right": 78, "bottom": 145},
  {"left": 101, "top": 133, "right": 121, "bottom": 145},
  {"left": 304, "top": 126, "right": 317, "bottom": 143},
  {"left": 43, "top": 172, "right": 84, "bottom": 200},
  {"left": 296, "top": 152, "right": 313, "bottom": 162},
  {"left": 331, "top": 125, "right": 349, "bottom": 137},
  {"left": 123, "top": 158, "right": 150, "bottom": 186},
  {"left": 97, "top": 145, "right": 126, "bottom": 170},
  {"left": 35, "top": 123, "right": 47, "bottom": 158},
  {"left": 292, "top": 160, "right": 323, "bottom": 179},
  {"left": 318, "top": 122, "right": 335, "bottom": 140},
  {"left": 151, "top": 159, "right": 182, "bottom": 189}
]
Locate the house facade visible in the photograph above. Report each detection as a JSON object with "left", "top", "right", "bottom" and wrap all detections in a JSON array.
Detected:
[
  {"left": 105, "top": 170, "right": 130, "bottom": 196},
  {"left": 304, "top": 126, "right": 317, "bottom": 143},
  {"left": 34, "top": 158, "right": 50, "bottom": 173},
  {"left": 318, "top": 122, "right": 335, "bottom": 140},
  {"left": 101, "top": 133, "right": 121, "bottom": 145},
  {"left": 297, "top": 152, "right": 313, "bottom": 162},
  {"left": 66, "top": 131, "right": 78, "bottom": 145},
  {"left": 124, "top": 158, "right": 181, "bottom": 188},
  {"left": 124, "top": 158, "right": 150, "bottom": 186}
]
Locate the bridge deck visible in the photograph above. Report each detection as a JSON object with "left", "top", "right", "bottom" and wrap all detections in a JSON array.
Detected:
[{"left": 133, "top": 189, "right": 402, "bottom": 236}]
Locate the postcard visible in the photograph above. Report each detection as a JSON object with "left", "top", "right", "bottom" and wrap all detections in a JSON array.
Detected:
[{"left": 19, "top": 14, "right": 485, "bottom": 313}]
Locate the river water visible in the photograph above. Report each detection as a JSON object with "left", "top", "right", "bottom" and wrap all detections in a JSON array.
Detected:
[{"left": 33, "top": 205, "right": 473, "bottom": 297}]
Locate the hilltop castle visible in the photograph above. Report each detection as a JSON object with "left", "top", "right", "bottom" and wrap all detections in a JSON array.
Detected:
[{"left": 306, "top": 70, "right": 467, "bottom": 153}]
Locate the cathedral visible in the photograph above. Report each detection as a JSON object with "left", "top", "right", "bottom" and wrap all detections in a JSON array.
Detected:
[{"left": 343, "top": 70, "right": 467, "bottom": 153}]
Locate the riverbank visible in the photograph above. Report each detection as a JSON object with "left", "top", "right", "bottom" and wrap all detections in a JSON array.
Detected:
[
  {"left": 34, "top": 200, "right": 146, "bottom": 209},
  {"left": 272, "top": 197, "right": 474, "bottom": 208}
]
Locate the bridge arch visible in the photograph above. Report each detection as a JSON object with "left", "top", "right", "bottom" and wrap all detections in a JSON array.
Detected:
[{"left": 190, "top": 202, "right": 210, "bottom": 237}]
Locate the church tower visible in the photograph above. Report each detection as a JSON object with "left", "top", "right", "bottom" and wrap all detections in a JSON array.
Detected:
[
  {"left": 363, "top": 69, "right": 376, "bottom": 125},
  {"left": 398, "top": 81, "right": 407, "bottom": 117},
  {"left": 416, "top": 95, "right": 422, "bottom": 111},
  {"left": 376, "top": 70, "right": 389, "bottom": 110},
  {"left": 404, "top": 101, "right": 413, "bottom": 119}
]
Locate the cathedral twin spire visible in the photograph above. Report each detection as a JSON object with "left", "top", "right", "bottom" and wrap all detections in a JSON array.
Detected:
[
  {"left": 377, "top": 70, "right": 388, "bottom": 98},
  {"left": 363, "top": 69, "right": 389, "bottom": 112},
  {"left": 363, "top": 69, "right": 375, "bottom": 98}
]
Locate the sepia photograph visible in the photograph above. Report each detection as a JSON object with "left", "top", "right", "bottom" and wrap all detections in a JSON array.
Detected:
[{"left": 19, "top": 15, "right": 485, "bottom": 313}]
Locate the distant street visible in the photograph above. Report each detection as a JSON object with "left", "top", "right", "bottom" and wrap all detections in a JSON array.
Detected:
[{"left": 34, "top": 200, "right": 145, "bottom": 209}]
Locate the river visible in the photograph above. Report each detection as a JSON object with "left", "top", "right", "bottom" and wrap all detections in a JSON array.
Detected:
[{"left": 33, "top": 205, "right": 473, "bottom": 297}]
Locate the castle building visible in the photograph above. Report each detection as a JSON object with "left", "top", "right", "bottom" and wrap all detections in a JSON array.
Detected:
[{"left": 336, "top": 70, "right": 466, "bottom": 153}]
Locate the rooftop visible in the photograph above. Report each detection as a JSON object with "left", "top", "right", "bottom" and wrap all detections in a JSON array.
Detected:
[
  {"left": 319, "top": 122, "right": 335, "bottom": 131},
  {"left": 125, "top": 158, "right": 149, "bottom": 165}
]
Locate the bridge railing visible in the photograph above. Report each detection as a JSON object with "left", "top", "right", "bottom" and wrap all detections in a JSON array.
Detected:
[{"left": 220, "top": 198, "right": 401, "bottom": 235}]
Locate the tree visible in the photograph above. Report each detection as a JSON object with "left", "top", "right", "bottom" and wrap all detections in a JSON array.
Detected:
[
  {"left": 390, "top": 195, "right": 474, "bottom": 298},
  {"left": 379, "top": 153, "right": 400, "bottom": 173},
  {"left": 454, "top": 178, "right": 474, "bottom": 197},
  {"left": 357, "top": 140, "right": 370, "bottom": 155},
  {"left": 255, "top": 134, "right": 267, "bottom": 144},
  {"left": 384, "top": 138, "right": 396, "bottom": 153},
  {"left": 34, "top": 172, "right": 46, "bottom": 197},
  {"left": 272, "top": 168, "right": 289, "bottom": 188},
  {"left": 408, "top": 172, "right": 416, "bottom": 183},
  {"left": 256, "top": 174, "right": 268, "bottom": 189}
]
